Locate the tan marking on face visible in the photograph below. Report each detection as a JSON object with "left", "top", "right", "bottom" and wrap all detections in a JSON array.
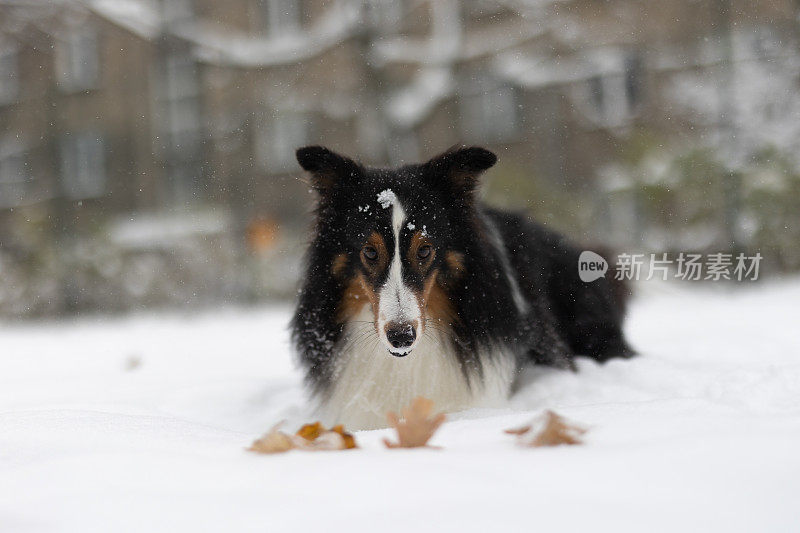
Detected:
[
  {"left": 407, "top": 231, "right": 435, "bottom": 273},
  {"left": 336, "top": 272, "right": 369, "bottom": 323},
  {"left": 357, "top": 272, "right": 381, "bottom": 328},
  {"left": 359, "top": 232, "right": 389, "bottom": 327},
  {"left": 424, "top": 273, "right": 458, "bottom": 328},
  {"left": 444, "top": 251, "right": 465, "bottom": 277},
  {"left": 418, "top": 269, "right": 439, "bottom": 320},
  {"left": 362, "top": 231, "right": 389, "bottom": 277},
  {"left": 332, "top": 253, "right": 348, "bottom": 279},
  {"left": 407, "top": 231, "right": 438, "bottom": 330}
]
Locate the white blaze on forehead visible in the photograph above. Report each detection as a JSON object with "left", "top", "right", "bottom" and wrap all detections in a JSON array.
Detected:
[
  {"left": 390, "top": 195, "right": 405, "bottom": 237},
  {"left": 377, "top": 194, "right": 421, "bottom": 354}
]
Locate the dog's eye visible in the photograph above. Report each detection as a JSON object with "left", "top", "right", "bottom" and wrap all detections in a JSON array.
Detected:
[
  {"left": 417, "top": 245, "right": 432, "bottom": 260},
  {"left": 362, "top": 246, "right": 378, "bottom": 261}
]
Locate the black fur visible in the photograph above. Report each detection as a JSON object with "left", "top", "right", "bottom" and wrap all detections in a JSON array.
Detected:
[{"left": 291, "top": 145, "right": 634, "bottom": 398}]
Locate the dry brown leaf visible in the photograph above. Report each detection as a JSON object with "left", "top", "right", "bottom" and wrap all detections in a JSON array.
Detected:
[
  {"left": 330, "top": 424, "right": 358, "bottom": 450},
  {"left": 248, "top": 421, "right": 358, "bottom": 454},
  {"left": 503, "top": 424, "right": 532, "bottom": 436},
  {"left": 295, "top": 422, "right": 357, "bottom": 450},
  {"left": 383, "top": 397, "right": 446, "bottom": 449},
  {"left": 293, "top": 431, "right": 345, "bottom": 451},
  {"left": 248, "top": 423, "right": 296, "bottom": 454},
  {"left": 506, "top": 410, "right": 586, "bottom": 448},
  {"left": 295, "top": 422, "right": 324, "bottom": 441}
]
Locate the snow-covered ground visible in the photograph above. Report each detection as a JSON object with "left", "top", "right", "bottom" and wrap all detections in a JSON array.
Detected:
[{"left": 2, "top": 280, "right": 799, "bottom": 532}]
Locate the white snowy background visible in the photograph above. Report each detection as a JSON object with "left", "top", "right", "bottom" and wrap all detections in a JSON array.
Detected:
[{"left": 2, "top": 279, "right": 799, "bottom": 532}]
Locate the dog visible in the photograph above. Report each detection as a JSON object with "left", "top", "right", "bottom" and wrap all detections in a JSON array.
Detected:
[{"left": 291, "top": 145, "right": 634, "bottom": 429}]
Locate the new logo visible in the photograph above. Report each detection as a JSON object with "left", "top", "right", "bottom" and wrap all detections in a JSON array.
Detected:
[{"left": 578, "top": 251, "right": 608, "bottom": 282}]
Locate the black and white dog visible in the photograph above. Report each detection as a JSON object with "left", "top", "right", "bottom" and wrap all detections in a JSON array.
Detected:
[{"left": 292, "top": 146, "right": 633, "bottom": 429}]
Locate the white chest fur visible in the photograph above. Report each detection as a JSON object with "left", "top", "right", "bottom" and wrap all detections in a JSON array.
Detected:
[{"left": 317, "top": 307, "right": 515, "bottom": 430}]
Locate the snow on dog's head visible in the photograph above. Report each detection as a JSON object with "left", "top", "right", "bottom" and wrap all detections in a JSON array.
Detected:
[{"left": 296, "top": 145, "right": 497, "bottom": 357}]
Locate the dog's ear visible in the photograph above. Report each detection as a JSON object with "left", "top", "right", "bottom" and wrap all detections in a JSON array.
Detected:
[
  {"left": 296, "top": 146, "right": 361, "bottom": 193},
  {"left": 423, "top": 146, "right": 497, "bottom": 197}
]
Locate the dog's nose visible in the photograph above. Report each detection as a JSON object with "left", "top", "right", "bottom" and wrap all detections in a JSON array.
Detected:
[{"left": 386, "top": 323, "right": 416, "bottom": 351}]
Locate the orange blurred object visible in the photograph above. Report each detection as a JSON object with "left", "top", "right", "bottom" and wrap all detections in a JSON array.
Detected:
[{"left": 246, "top": 216, "right": 279, "bottom": 253}]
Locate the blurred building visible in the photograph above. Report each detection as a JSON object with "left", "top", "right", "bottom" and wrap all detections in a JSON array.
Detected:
[{"left": 1, "top": 0, "right": 799, "bottom": 316}]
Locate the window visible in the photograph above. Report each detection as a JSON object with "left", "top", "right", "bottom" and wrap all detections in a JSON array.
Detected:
[
  {"left": 584, "top": 50, "right": 644, "bottom": 127},
  {"left": 261, "top": 0, "right": 300, "bottom": 37},
  {"left": 0, "top": 45, "right": 19, "bottom": 105},
  {"left": 60, "top": 132, "right": 105, "bottom": 200},
  {"left": 588, "top": 75, "right": 604, "bottom": 112},
  {"left": 624, "top": 52, "right": 643, "bottom": 109},
  {"left": 56, "top": 28, "right": 99, "bottom": 92},
  {"left": 256, "top": 110, "right": 309, "bottom": 172},
  {"left": 365, "top": 0, "right": 404, "bottom": 31},
  {"left": 164, "top": 54, "right": 201, "bottom": 151},
  {"left": 0, "top": 138, "right": 27, "bottom": 208},
  {"left": 157, "top": 50, "right": 203, "bottom": 204},
  {"left": 459, "top": 77, "right": 519, "bottom": 143},
  {"left": 163, "top": 0, "right": 195, "bottom": 23}
]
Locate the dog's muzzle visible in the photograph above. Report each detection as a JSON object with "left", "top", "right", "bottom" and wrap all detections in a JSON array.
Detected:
[{"left": 385, "top": 322, "right": 416, "bottom": 356}]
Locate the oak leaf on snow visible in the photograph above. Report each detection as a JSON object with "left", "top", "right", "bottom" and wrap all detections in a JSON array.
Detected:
[
  {"left": 505, "top": 410, "right": 586, "bottom": 447},
  {"left": 383, "top": 397, "right": 446, "bottom": 449}
]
